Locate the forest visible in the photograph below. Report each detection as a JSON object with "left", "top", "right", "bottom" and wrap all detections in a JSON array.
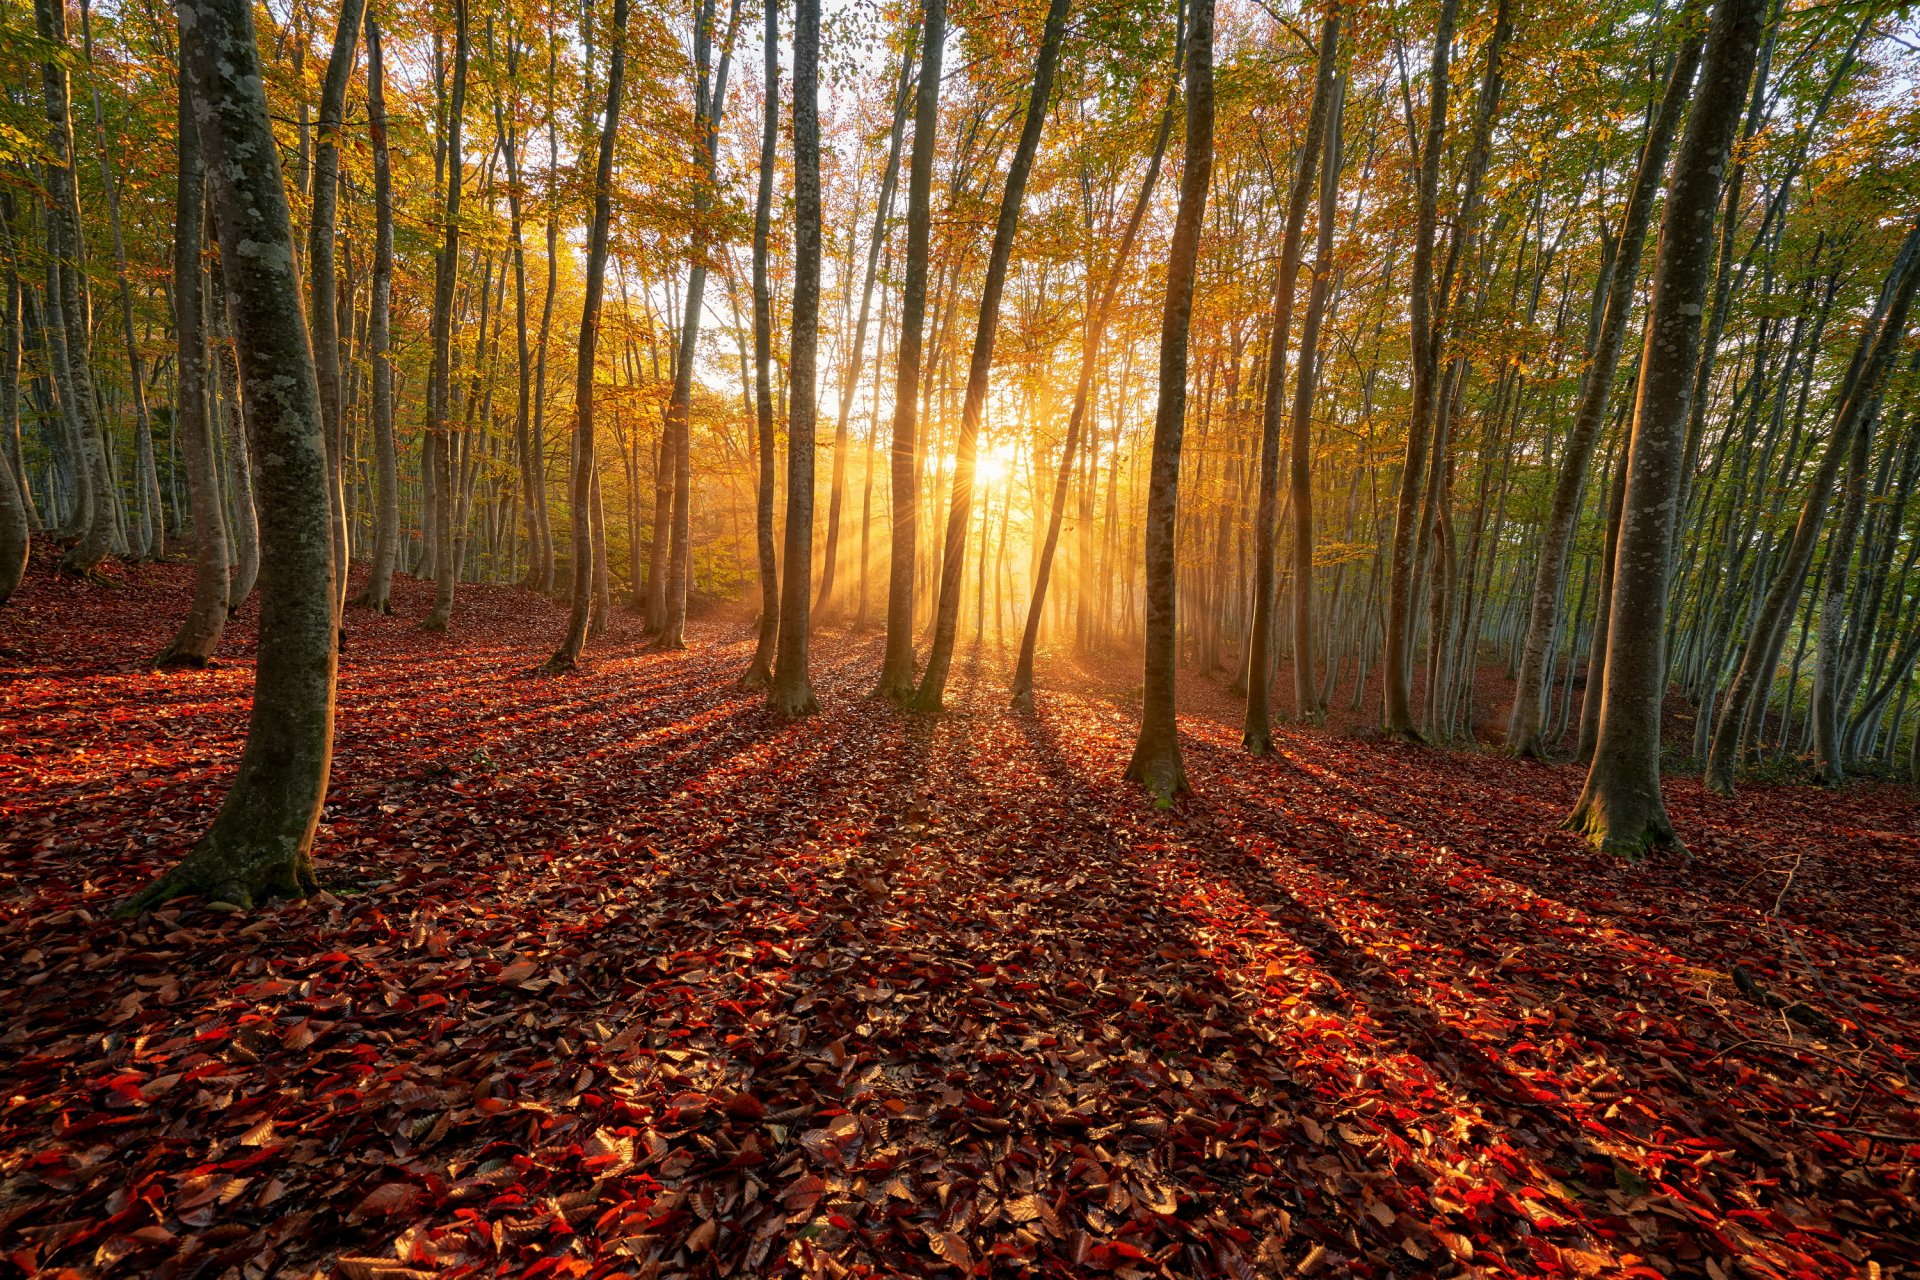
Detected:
[{"left": 2, "top": 0, "right": 1919, "bottom": 1273}]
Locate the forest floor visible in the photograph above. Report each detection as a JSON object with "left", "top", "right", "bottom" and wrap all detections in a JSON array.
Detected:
[{"left": 3, "top": 558, "right": 1918, "bottom": 1280}]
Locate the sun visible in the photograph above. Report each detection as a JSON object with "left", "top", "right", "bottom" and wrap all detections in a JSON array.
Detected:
[{"left": 976, "top": 442, "right": 1016, "bottom": 488}]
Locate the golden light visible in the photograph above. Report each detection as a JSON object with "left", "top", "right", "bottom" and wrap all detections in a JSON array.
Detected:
[{"left": 977, "top": 441, "right": 1016, "bottom": 488}]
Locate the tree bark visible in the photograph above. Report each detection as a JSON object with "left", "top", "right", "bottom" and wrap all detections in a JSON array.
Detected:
[
  {"left": 1508, "top": 16, "right": 1703, "bottom": 756},
  {"left": 874, "top": 0, "right": 947, "bottom": 702},
  {"left": 125, "top": 0, "right": 336, "bottom": 912},
  {"left": 423, "top": 0, "right": 469, "bottom": 632},
  {"left": 1247, "top": 7, "right": 1339, "bottom": 751},
  {"left": 741, "top": 0, "right": 785, "bottom": 689},
  {"left": 1570, "top": 0, "right": 1766, "bottom": 854},
  {"left": 769, "top": 0, "right": 824, "bottom": 719},
  {"left": 158, "top": 51, "right": 227, "bottom": 664},
  {"left": 1125, "top": 0, "right": 1214, "bottom": 804},
  {"left": 546, "top": 0, "right": 628, "bottom": 671},
  {"left": 358, "top": 14, "right": 399, "bottom": 613}
]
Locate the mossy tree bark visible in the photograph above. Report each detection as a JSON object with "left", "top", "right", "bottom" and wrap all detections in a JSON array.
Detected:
[{"left": 124, "top": 0, "right": 337, "bottom": 913}]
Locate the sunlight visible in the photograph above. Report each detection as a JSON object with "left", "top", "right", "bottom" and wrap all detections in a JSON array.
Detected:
[{"left": 977, "top": 441, "right": 1016, "bottom": 489}]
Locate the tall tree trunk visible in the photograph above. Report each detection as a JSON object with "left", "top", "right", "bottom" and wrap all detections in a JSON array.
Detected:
[
  {"left": 423, "top": 0, "right": 469, "bottom": 632},
  {"left": 1381, "top": 0, "right": 1459, "bottom": 738},
  {"left": 158, "top": 52, "right": 227, "bottom": 663},
  {"left": 309, "top": 0, "right": 367, "bottom": 620},
  {"left": 1507, "top": 18, "right": 1702, "bottom": 756},
  {"left": 1125, "top": 0, "right": 1214, "bottom": 803},
  {"left": 1290, "top": 57, "right": 1344, "bottom": 725},
  {"left": 358, "top": 14, "right": 399, "bottom": 613},
  {"left": 874, "top": 0, "right": 946, "bottom": 702},
  {"left": 913, "top": 0, "right": 1071, "bottom": 711},
  {"left": 1569, "top": 0, "right": 1766, "bottom": 854},
  {"left": 545, "top": 0, "right": 628, "bottom": 670},
  {"left": 769, "top": 0, "right": 823, "bottom": 719},
  {"left": 741, "top": 0, "right": 784, "bottom": 689},
  {"left": 40, "top": 0, "right": 112, "bottom": 577},
  {"left": 125, "top": 0, "right": 336, "bottom": 912},
  {"left": 1246, "top": 7, "right": 1338, "bottom": 752},
  {"left": 817, "top": 41, "right": 913, "bottom": 620},
  {"left": 1010, "top": 22, "right": 1178, "bottom": 709}
]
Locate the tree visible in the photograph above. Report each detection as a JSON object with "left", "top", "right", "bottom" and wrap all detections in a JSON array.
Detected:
[
  {"left": 769, "top": 0, "right": 823, "bottom": 720},
  {"left": 873, "top": 0, "right": 947, "bottom": 704},
  {"left": 1507, "top": 12, "right": 1704, "bottom": 758},
  {"left": 741, "top": 0, "right": 783, "bottom": 690},
  {"left": 1568, "top": 0, "right": 1767, "bottom": 855},
  {"left": 358, "top": 10, "right": 400, "bottom": 614},
  {"left": 1125, "top": 0, "right": 1214, "bottom": 804},
  {"left": 422, "top": 0, "right": 470, "bottom": 633},
  {"left": 1245, "top": 7, "right": 1339, "bottom": 753},
  {"left": 912, "top": 0, "right": 1072, "bottom": 712},
  {"left": 546, "top": 0, "right": 631, "bottom": 672},
  {"left": 158, "top": 49, "right": 227, "bottom": 666},
  {"left": 125, "top": 0, "right": 337, "bottom": 911}
]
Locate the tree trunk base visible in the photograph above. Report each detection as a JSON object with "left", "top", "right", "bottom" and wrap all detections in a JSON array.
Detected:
[
  {"left": 119, "top": 840, "right": 317, "bottom": 917},
  {"left": 768, "top": 681, "right": 819, "bottom": 721},
  {"left": 1563, "top": 793, "right": 1684, "bottom": 861},
  {"left": 1126, "top": 739, "right": 1188, "bottom": 807},
  {"left": 736, "top": 664, "right": 773, "bottom": 691}
]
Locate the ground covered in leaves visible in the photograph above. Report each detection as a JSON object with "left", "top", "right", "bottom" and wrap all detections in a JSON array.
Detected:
[{"left": 3, "top": 559, "right": 1918, "bottom": 1280}]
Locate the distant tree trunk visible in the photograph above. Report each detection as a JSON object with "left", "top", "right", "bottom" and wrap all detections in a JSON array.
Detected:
[
  {"left": 125, "top": 0, "right": 336, "bottom": 912},
  {"left": 158, "top": 53, "right": 227, "bottom": 664},
  {"left": 1125, "top": 0, "right": 1214, "bottom": 803},
  {"left": 1575, "top": 439, "right": 1628, "bottom": 761},
  {"left": 1381, "top": 0, "right": 1458, "bottom": 739},
  {"left": 1246, "top": 6, "right": 1338, "bottom": 752},
  {"left": 817, "top": 42, "right": 912, "bottom": 621},
  {"left": 913, "top": 0, "right": 1071, "bottom": 711},
  {"left": 769, "top": 0, "right": 823, "bottom": 719},
  {"left": 39, "top": 0, "right": 113, "bottom": 577},
  {"left": 357, "top": 14, "right": 399, "bottom": 613},
  {"left": 1703, "top": 224, "right": 1920, "bottom": 793},
  {"left": 422, "top": 0, "right": 468, "bottom": 632},
  {"left": 740, "top": 0, "right": 783, "bottom": 689},
  {"left": 496, "top": 37, "right": 539, "bottom": 606},
  {"left": 545, "top": 0, "right": 627, "bottom": 671},
  {"left": 1812, "top": 412, "right": 1872, "bottom": 783},
  {"left": 874, "top": 0, "right": 946, "bottom": 702},
  {"left": 1011, "top": 21, "right": 1177, "bottom": 709},
  {"left": 1290, "top": 55, "right": 1343, "bottom": 726},
  {"left": 0, "top": 273, "right": 24, "bottom": 599},
  {"left": 528, "top": 30, "right": 561, "bottom": 595},
  {"left": 1507, "top": 17, "right": 1702, "bottom": 757},
  {"left": 1569, "top": 0, "right": 1766, "bottom": 854},
  {"left": 81, "top": 0, "right": 162, "bottom": 560},
  {"left": 309, "top": 0, "right": 366, "bottom": 620}
]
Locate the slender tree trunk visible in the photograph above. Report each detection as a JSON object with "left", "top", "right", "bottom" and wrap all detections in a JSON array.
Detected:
[
  {"left": 1011, "top": 25, "right": 1178, "bottom": 708},
  {"left": 1125, "top": 0, "right": 1214, "bottom": 803},
  {"left": 1290, "top": 61, "right": 1344, "bottom": 725},
  {"left": 1245, "top": 9, "right": 1336, "bottom": 750},
  {"left": 423, "top": 0, "right": 468, "bottom": 632},
  {"left": 545, "top": 0, "right": 628, "bottom": 670},
  {"left": 1570, "top": 0, "right": 1766, "bottom": 854},
  {"left": 874, "top": 0, "right": 946, "bottom": 702},
  {"left": 913, "top": 0, "right": 1071, "bottom": 711},
  {"left": 40, "top": 0, "right": 113, "bottom": 577},
  {"left": 770, "top": 0, "right": 823, "bottom": 717},
  {"left": 817, "top": 42, "right": 912, "bottom": 620},
  {"left": 125, "top": 0, "right": 336, "bottom": 912},
  {"left": 741, "top": 0, "right": 784, "bottom": 688},
  {"left": 358, "top": 15, "right": 399, "bottom": 613},
  {"left": 158, "top": 53, "right": 227, "bottom": 663},
  {"left": 1508, "top": 20, "right": 1702, "bottom": 756},
  {"left": 309, "top": 0, "right": 366, "bottom": 621}
]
